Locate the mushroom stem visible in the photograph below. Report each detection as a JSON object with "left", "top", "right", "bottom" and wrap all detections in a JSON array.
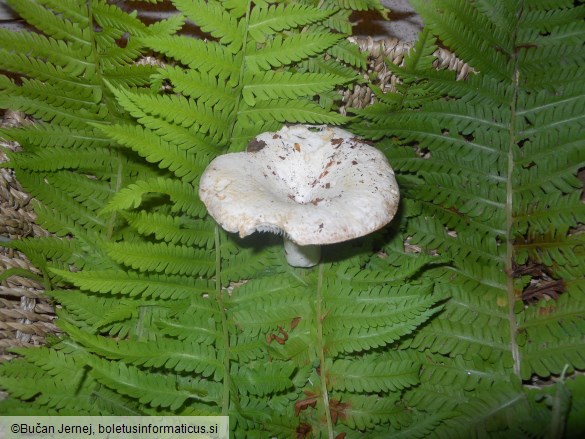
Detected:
[{"left": 283, "top": 238, "right": 321, "bottom": 268}]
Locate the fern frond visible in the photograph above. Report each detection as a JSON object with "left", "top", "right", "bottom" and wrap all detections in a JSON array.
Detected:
[
  {"left": 156, "top": 303, "right": 223, "bottom": 344},
  {"left": 96, "top": 123, "right": 208, "bottom": 183},
  {"left": 141, "top": 36, "right": 241, "bottom": 86},
  {"left": 518, "top": 293, "right": 585, "bottom": 379},
  {"left": 327, "top": 38, "right": 367, "bottom": 69},
  {"left": 104, "top": 241, "right": 214, "bottom": 277},
  {"left": 174, "top": 0, "right": 242, "bottom": 50},
  {"left": 326, "top": 306, "right": 440, "bottom": 356},
  {"left": 90, "top": 386, "right": 148, "bottom": 416},
  {"left": 359, "top": 0, "right": 585, "bottom": 396},
  {"left": 111, "top": 89, "right": 230, "bottom": 143},
  {"left": 0, "top": 0, "right": 457, "bottom": 436},
  {"left": 0, "top": 90, "right": 104, "bottom": 129},
  {"left": 92, "top": 0, "right": 176, "bottom": 38},
  {"left": 88, "top": 358, "right": 207, "bottom": 410},
  {"left": 52, "top": 268, "right": 212, "bottom": 299},
  {"left": 0, "top": 360, "right": 45, "bottom": 401},
  {"left": 238, "top": 99, "right": 347, "bottom": 125},
  {"left": 404, "top": 318, "right": 513, "bottom": 365},
  {"left": 328, "top": 358, "right": 419, "bottom": 393},
  {"left": 0, "top": 124, "right": 109, "bottom": 149},
  {"left": 8, "top": 236, "right": 85, "bottom": 270},
  {"left": 242, "top": 71, "right": 349, "bottom": 106},
  {"left": 155, "top": 66, "right": 236, "bottom": 109},
  {"left": 102, "top": 177, "right": 204, "bottom": 218},
  {"left": 124, "top": 211, "right": 215, "bottom": 248},
  {"left": 16, "top": 173, "right": 107, "bottom": 232},
  {"left": 11, "top": 147, "right": 116, "bottom": 174},
  {"left": 324, "top": 285, "right": 438, "bottom": 331},
  {"left": 326, "top": 0, "right": 387, "bottom": 15},
  {"left": 7, "top": 0, "right": 89, "bottom": 45},
  {"left": 412, "top": 0, "right": 513, "bottom": 80},
  {"left": 48, "top": 290, "right": 126, "bottom": 333},
  {"left": 102, "top": 64, "right": 156, "bottom": 88},
  {"left": 337, "top": 254, "right": 440, "bottom": 285},
  {"left": 378, "top": 412, "right": 453, "bottom": 439},
  {"left": 52, "top": 170, "right": 115, "bottom": 204},
  {"left": 231, "top": 274, "right": 311, "bottom": 337},
  {"left": 246, "top": 33, "right": 343, "bottom": 71},
  {"left": 249, "top": 4, "right": 336, "bottom": 43},
  {"left": 0, "top": 346, "right": 100, "bottom": 414},
  {"left": 0, "top": 29, "right": 91, "bottom": 75},
  {"left": 301, "top": 57, "right": 362, "bottom": 81},
  {"left": 61, "top": 321, "right": 224, "bottom": 379},
  {"left": 220, "top": 241, "right": 282, "bottom": 284},
  {"left": 428, "top": 384, "right": 531, "bottom": 439},
  {"left": 232, "top": 362, "right": 297, "bottom": 396}
]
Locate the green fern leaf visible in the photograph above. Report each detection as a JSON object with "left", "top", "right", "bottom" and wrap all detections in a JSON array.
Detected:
[
  {"left": 141, "top": 36, "right": 241, "bottom": 86},
  {"left": 52, "top": 268, "right": 212, "bottom": 299},
  {"left": 248, "top": 3, "right": 336, "bottom": 43},
  {"left": 230, "top": 273, "right": 310, "bottom": 329},
  {"left": 104, "top": 241, "right": 214, "bottom": 276},
  {"left": 356, "top": 3, "right": 585, "bottom": 414},
  {"left": 326, "top": 0, "right": 387, "bottom": 15},
  {"left": 88, "top": 358, "right": 204, "bottom": 410},
  {"left": 327, "top": 38, "right": 367, "bottom": 69},
  {"left": 60, "top": 321, "right": 224, "bottom": 379},
  {"left": 232, "top": 362, "right": 297, "bottom": 396},
  {"left": 96, "top": 123, "right": 208, "bottom": 183},
  {"left": 156, "top": 303, "right": 223, "bottom": 344},
  {"left": 326, "top": 306, "right": 440, "bottom": 356},
  {"left": 0, "top": 124, "right": 109, "bottom": 149},
  {"left": 174, "top": 0, "right": 243, "bottom": 51},
  {"left": 340, "top": 394, "right": 405, "bottom": 431},
  {"left": 16, "top": 173, "right": 107, "bottom": 232},
  {"left": 102, "top": 177, "right": 205, "bottom": 218},
  {"left": 0, "top": 0, "right": 443, "bottom": 436},
  {"left": 111, "top": 89, "right": 230, "bottom": 143},
  {"left": 124, "top": 211, "right": 215, "bottom": 248},
  {"left": 155, "top": 66, "right": 236, "bottom": 109},
  {"left": 246, "top": 33, "right": 343, "bottom": 70},
  {"left": 48, "top": 290, "right": 127, "bottom": 333},
  {"left": 242, "top": 71, "right": 349, "bottom": 106},
  {"left": 8, "top": 236, "right": 85, "bottom": 270},
  {"left": 7, "top": 0, "right": 89, "bottom": 44},
  {"left": 238, "top": 98, "right": 347, "bottom": 125},
  {"left": 328, "top": 358, "right": 419, "bottom": 393},
  {"left": 0, "top": 29, "right": 91, "bottom": 76}
]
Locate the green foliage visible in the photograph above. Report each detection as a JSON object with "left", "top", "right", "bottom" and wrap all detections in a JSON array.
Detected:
[
  {"left": 354, "top": 0, "right": 585, "bottom": 437},
  {"left": 2, "top": 0, "right": 583, "bottom": 437},
  {"left": 0, "top": 0, "right": 443, "bottom": 437}
]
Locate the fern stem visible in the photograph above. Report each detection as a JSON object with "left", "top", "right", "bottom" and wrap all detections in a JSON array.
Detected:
[
  {"left": 86, "top": 0, "right": 123, "bottom": 240},
  {"left": 106, "top": 152, "right": 124, "bottom": 239},
  {"left": 226, "top": 0, "right": 253, "bottom": 153},
  {"left": 316, "top": 263, "right": 334, "bottom": 439},
  {"left": 215, "top": 225, "right": 231, "bottom": 416},
  {"left": 505, "top": 2, "right": 523, "bottom": 379}
]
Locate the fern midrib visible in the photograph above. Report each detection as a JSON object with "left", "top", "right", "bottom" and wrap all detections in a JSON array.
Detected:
[
  {"left": 316, "top": 263, "right": 334, "bottom": 439},
  {"left": 521, "top": 114, "right": 585, "bottom": 136},
  {"left": 516, "top": 94, "right": 585, "bottom": 116},
  {"left": 227, "top": 0, "right": 253, "bottom": 152},
  {"left": 505, "top": 1, "right": 523, "bottom": 379},
  {"left": 86, "top": 1, "right": 125, "bottom": 240},
  {"left": 215, "top": 225, "right": 231, "bottom": 416}
]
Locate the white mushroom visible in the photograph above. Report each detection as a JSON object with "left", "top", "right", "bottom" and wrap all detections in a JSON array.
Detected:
[{"left": 198, "top": 125, "right": 400, "bottom": 267}]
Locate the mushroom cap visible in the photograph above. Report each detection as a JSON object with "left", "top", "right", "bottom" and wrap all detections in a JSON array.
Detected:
[{"left": 198, "top": 125, "right": 400, "bottom": 246}]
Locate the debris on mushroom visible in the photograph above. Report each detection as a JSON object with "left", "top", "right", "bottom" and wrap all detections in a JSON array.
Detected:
[{"left": 198, "top": 125, "right": 400, "bottom": 267}]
